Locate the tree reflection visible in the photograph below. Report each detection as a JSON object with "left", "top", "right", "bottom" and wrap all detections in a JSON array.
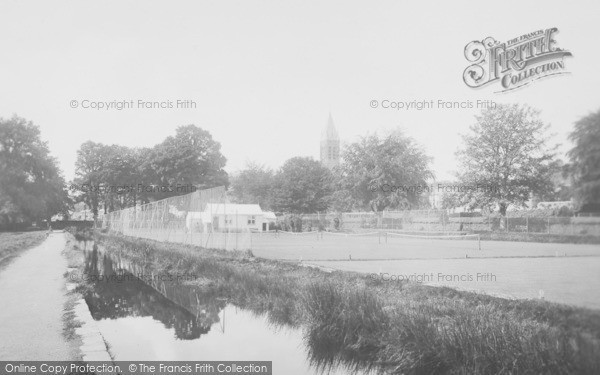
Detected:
[{"left": 83, "top": 244, "right": 226, "bottom": 340}]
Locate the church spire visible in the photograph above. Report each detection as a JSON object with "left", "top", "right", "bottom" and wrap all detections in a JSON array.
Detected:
[
  {"left": 322, "top": 112, "right": 339, "bottom": 141},
  {"left": 320, "top": 113, "right": 340, "bottom": 169}
]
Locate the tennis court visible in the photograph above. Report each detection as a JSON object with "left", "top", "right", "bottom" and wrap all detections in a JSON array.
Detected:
[
  {"left": 309, "top": 256, "right": 600, "bottom": 309},
  {"left": 250, "top": 231, "right": 600, "bottom": 261},
  {"left": 248, "top": 231, "right": 600, "bottom": 309}
]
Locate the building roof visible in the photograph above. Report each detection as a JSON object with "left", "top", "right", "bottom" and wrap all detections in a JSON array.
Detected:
[{"left": 203, "top": 203, "right": 265, "bottom": 216}]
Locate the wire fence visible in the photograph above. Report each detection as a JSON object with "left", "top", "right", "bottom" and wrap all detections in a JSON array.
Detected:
[
  {"left": 101, "top": 186, "right": 253, "bottom": 251},
  {"left": 100, "top": 186, "right": 600, "bottom": 254},
  {"left": 283, "top": 211, "right": 600, "bottom": 236}
]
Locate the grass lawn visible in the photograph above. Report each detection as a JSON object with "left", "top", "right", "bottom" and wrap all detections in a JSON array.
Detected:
[{"left": 0, "top": 231, "right": 47, "bottom": 269}]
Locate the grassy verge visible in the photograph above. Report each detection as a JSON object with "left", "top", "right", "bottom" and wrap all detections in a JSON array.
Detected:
[
  {"left": 0, "top": 231, "right": 47, "bottom": 269},
  {"left": 82, "top": 229, "right": 600, "bottom": 374}
]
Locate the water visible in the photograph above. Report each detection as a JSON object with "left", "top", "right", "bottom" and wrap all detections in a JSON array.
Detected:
[{"left": 79, "top": 242, "right": 372, "bottom": 375}]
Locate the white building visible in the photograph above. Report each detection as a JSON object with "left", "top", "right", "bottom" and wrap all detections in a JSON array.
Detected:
[{"left": 186, "top": 203, "right": 276, "bottom": 232}]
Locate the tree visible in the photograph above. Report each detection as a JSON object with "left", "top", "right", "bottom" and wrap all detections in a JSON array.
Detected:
[
  {"left": 73, "top": 142, "right": 148, "bottom": 218},
  {"left": 456, "top": 104, "right": 558, "bottom": 216},
  {"left": 229, "top": 162, "right": 275, "bottom": 209},
  {"left": 73, "top": 141, "right": 112, "bottom": 221},
  {"left": 272, "top": 157, "right": 333, "bottom": 214},
  {"left": 0, "top": 115, "right": 69, "bottom": 226},
  {"left": 128, "top": 147, "right": 154, "bottom": 205},
  {"left": 73, "top": 125, "right": 229, "bottom": 217},
  {"left": 142, "top": 125, "right": 228, "bottom": 200},
  {"left": 97, "top": 144, "right": 142, "bottom": 212},
  {"left": 567, "top": 108, "right": 600, "bottom": 207},
  {"left": 338, "top": 130, "right": 433, "bottom": 212},
  {"left": 328, "top": 188, "right": 359, "bottom": 213}
]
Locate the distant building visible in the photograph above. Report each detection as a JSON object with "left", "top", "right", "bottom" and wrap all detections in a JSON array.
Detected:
[
  {"left": 186, "top": 203, "right": 276, "bottom": 232},
  {"left": 320, "top": 113, "right": 340, "bottom": 169}
]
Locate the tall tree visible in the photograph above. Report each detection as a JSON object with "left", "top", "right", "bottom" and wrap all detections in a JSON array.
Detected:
[
  {"left": 73, "top": 141, "right": 112, "bottom": 221},
  {"left": 338, "top": 130, "right": 433, "bottom": 212},
  {"left": 456, "top": 103, "right": 558, "bottom": 216},
  {"left": 142, "top": 125, "right": 228, "bottom": 200},
  {"left": 229, "top": 162, "right": 275, "bottom": 209},
  {"left": 0, "top": 116, "right": 69, "bottom": 225},
  {"left": 567, "top": 108, "right": 600, "bottom": 207},
  {"left": 98, "top": 144, "right": 141, "bottom": 212},
  {"left": 272, "top": 157, "right": 333, "bottom": 214},
  {"left": 73, "top": 125, "right": 229, "bottom": 216}
]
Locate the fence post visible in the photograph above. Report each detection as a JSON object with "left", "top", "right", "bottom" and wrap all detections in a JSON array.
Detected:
[
  {"left": 526, "top": 216, "right": 529, "bottom": 234},
  {"left": 547, "top": 217, "right": 550, "bottom": 235}
]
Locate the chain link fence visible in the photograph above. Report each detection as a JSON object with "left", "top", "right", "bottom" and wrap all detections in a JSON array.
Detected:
[
  {"left": 281, "top": 210, "right": 600, "bottom": 236},
  {"left": 101, "top": 186, "right": 252, "bottom": 251},
  {"left": 102, "top": 188, "right": 600, "bottom": 250}
]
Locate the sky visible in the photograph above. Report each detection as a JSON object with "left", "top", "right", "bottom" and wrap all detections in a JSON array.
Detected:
[{"left": 1, "top": 0, "right": 599, "bottom": 182}]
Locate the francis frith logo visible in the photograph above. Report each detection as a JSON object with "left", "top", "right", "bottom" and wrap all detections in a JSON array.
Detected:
[{"left": 463, "top": 27, "right": 572, "bottom": 92}]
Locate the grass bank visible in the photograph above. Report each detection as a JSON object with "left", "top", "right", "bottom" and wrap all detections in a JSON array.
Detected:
[
  {"left": 83, "top": 229, "right": 600, "bottom": 374},
  {"left": 0, "top": 231, "right": 47, "bottom": 269}
]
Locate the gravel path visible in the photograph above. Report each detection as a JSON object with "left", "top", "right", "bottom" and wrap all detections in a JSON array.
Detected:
[{"left": 0, "top": 232, "right": 74, "bottom": 360}]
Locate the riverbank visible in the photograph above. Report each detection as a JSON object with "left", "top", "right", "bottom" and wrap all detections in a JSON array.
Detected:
[
  {"left": 78, "top": 229, "right": 600, "bottom": 374},
  {"left": 0, "top": 231, "right": 47, "bottom": 269}
]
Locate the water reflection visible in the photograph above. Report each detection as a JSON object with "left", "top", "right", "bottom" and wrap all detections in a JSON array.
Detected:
[
  {"left": 83, "top": 243, "right": 225, "bottom": 340},
  {"left": 79, "top": 241, "right": 377, "bottom": 375}
]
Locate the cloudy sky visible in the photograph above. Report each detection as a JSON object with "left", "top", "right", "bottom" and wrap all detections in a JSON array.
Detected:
[{"left": 1, "top": 0, "right": 598, "bottom": 182}]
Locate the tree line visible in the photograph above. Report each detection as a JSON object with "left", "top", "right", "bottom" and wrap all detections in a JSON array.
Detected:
[
  {"left": 71, "top": 125, "right": 228, "bottom": 220},
  {"left": 1, "top": 103, "right": 599, "bottom": 228},
  {"left": 230, "top": 104, "right": 600, "bottom": 216}
]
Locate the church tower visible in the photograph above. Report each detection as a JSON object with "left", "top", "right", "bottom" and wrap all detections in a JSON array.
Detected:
[{"left": 320, "top": 113, "right": 340, "bottom": 169}]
